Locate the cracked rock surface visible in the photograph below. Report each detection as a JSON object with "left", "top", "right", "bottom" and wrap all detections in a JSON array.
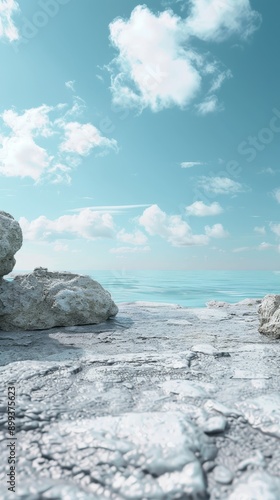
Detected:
[{"left": 0, "top": 299, "right": 280, "bottom": 499}]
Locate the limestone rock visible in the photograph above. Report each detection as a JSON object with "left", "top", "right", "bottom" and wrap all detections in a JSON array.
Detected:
[
  {"left": 258, "top": 294, "right": 280, "bottom": 339},
  {"left": 0, "top": 211, "right": 22, "bottom": 277},
  {"left": 0, "top": 267, "right": 118, "bottom": 331}
]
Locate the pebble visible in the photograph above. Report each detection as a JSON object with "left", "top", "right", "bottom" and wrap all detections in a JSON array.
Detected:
[
  {"left": 203, "top": 415, "right": 227, "bottom": 434},
  {"left": 213, "top": 465, "right": 234, "bottom": 484}
]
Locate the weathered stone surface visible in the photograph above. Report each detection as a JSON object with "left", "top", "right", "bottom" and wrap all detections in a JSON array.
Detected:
[
  {"left": 0, "top": 267, "right": 118, "bottom": 331},
  {"left": 258, "top": 294, "right": 280, "bottom": 338},
  {"left": 0, "top": 211, "right": 22, "bottom": 277},
  {"left": 0, "top": 299, "right": 280, "bottom": 499}
]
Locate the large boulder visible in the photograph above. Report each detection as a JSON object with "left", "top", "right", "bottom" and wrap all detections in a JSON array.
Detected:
[
  {"left": 0, "top": 211, "right": 22, "bottom": 277},
  {"left": 0, "top": 267, "right": 118, "bottom": 331},
  {"left": 258, "top": 294, "right": 280, "bottom": 339}
]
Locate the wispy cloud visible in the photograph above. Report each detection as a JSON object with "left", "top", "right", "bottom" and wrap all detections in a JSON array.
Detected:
[
  {"left": 272, "top": 188, "right": 280, "bottom": 203},
  {"left": 69, "top": 204, "right": 151, "bottom": 214},
  {"left": 186, "top": 201, "right": 223, "bottom": 216},
  {"left": 259, "top": 167, "right": 279, "bottom": 175},
  {"left": 196, "top": 95, "right": 220, "bottom": 115},
  {"left": 258, "top": 242, "right": 274, "bottom": 250},
  {"left": 65, "top": 80, "right": 76, "bottom": 92},
  {"left": 0, "top": 0, "right": 19, "bottom": 42},
  {"left": 110, "top": 246, "right": 150, "bottom": 254},
  {"left": 198, "top": 176, "right": 245, "bottom": 195},
  {"left": 254, "top": 226, "right": 266, "bottom": 235},
  {"left": 180, "top": 161, "right": 205, "bottom": 168}
]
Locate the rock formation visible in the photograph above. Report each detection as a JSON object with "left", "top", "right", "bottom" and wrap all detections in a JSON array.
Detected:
[
  {"left": 258, "top": 294, "right": 280, "bottom": 339},
  {"left": 0, "top": 211, "right": 22, "bottom": 278},
  {"left": 0, "top": 211, "right": 118, "bottom": 330}
]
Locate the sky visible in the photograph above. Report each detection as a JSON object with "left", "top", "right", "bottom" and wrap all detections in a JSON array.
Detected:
[{"left": 0, "top": 0, "right": 280, "bottom": 271}]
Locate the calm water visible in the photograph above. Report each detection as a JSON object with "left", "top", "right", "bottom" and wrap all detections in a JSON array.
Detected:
[{"left": 83, "top": 270, "right": 280, "bottom": 307}]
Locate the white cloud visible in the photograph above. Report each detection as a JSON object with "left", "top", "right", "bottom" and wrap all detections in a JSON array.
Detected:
[
  {"left": 205, "top": 223, "right": 229, "bottom": 238},
  {"left": 60, "top": 121, "right": 117, "bottom": 156},
  {"left": 0, "top": 0, "right": 19, "bottom": 42},
  {"left": 254, "top": 226, "right": 266, "bottom": 235},
  {"left": 65, "top": 80, "right": 75, "bottom": 92},
  {"left": 0, "top": 100, "right": 117, "bottom": 182},
  {"left": 54, "top": 243, "right": 69, "bottom": 252},
  {"left": 138, "top": 204, "right": 209, "bottom": 246},
  {"left": 117, "top": 229, "right": 148, "bottom": 245},
  {"left": 258, "top": 242, "right": 274, "bottom": 250},
  {"left": 196, "top": 95, "right": 219, "bottom": 115},
  {"left": 186, "top": 201, "right": 223, "bottom": 216},
  {"left": 180, "top": 161, "right": 204, "bottom": 168},
  {"left": 232, "top": 246, "right": 251, "bottom": 253},
  {"left": 198, "top": 176, "right": 244, "bottom": 195},
  {"left": 109, "top": 6, "right": 201, "bottom": 112},
  {"left": 259, "top": 167, "right": 277, "bottom": 175},
  {"left": 19, "top": 209, "right": 115, "bottom": 241},
  {"left": 2, "top": 105, "right": 53, "bottom": 137},
  {"left": 0, "top": 135, "right": 50, "bottom": 180},
  {"left": 270, "top": 223, "right": 280, "bottom": 238},
  {"left": 107, "top": 2, "right": 259, "bottom": 113},
  {"left": 69, "top": 204, "right": 151, "bottom": 214},
  {"left": 110, "top": 246, "right": 150, "bottom": 254},
  {"left": 272, "top": 188, "right": 280, "bottom": 203},
  {"left": 209, "top": 69, "right": 232, "bottom": 92},
  {"left": 186, "top": 0, "right": 261, "bottom": 42}
]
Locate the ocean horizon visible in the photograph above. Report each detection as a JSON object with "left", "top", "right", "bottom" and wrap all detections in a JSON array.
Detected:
[{"left": 12, "top": 269, "right": 280, "bottom": 308}]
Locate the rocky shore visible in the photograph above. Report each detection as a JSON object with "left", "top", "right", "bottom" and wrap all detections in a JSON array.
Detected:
[{"left": 1, "top": 298, "right": 280, "bottom": 499}]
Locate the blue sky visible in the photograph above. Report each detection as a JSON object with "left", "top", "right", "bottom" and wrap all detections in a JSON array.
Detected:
[{"left": 0, "top": 0, "right": 280, "bottom": 271}]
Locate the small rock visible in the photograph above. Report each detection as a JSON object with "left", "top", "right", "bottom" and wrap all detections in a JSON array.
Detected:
[
  {"left": 203, "top": 416, "right": 227, "bottom": 434},
  {"left": 213, "top": 465, "right": 234, "bottom": 484}
]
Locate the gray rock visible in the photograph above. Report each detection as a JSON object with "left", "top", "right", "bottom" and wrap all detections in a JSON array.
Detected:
[
  {"left": 0, "top": 267, "right": 118, "bottom": 331},
  {"left": 258, "top": 294, "right": 280, "bottom": 338},
  {"left": 0, "top": 211, "right": 22, "bottom": 277}
]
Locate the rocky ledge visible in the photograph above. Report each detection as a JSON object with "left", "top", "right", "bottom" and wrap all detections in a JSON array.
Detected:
[{"left": 0, "top": 298, "right": 280, "bottom": 499}]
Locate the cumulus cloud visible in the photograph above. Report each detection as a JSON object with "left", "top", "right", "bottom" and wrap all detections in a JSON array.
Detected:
[
  {"left": 60, "top": 121, "right": 117, "bottom": 156},
  {"left": 205, "top": 223, "right": 229, "bottom": 238},
  {"left": 186, "top": 0, "right": 261, "bottom": 41},
  {"left": 186, "top": 201, "right": 223, "bottom": 216},
  {"left": 19, "top": 209, "right": 115, "bottom": 241},
  {"left": 117, "top": 229, "right": 148, "bottom": 245},
  {"left": 198, "top": 176, "right": 245, "bottom": 195},
  {"left": 0, "top": 0, "right": 19, "bottom": 42},
  {"left": 254, "top": 226, "right": 266, "bottom": 235},
  {"left": 109, "top": 6, "right": 201, "bottom": 112},
  {"left": 0, "top": 100, "right": 117, "bottom": 182},
  {"left": 107, "top": 2, "right": 260, "bottom": 113},
  {"left": 138, "top": 204, "right": 209, "bottom": 246}
]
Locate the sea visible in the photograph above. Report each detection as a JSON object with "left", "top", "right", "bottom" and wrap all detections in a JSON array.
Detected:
[
  {"left": 83, "top": 270, "right": 280, "bottom": 308},
  {"left": 11, "top": 269, "right": 280, "bottom": 308}
]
